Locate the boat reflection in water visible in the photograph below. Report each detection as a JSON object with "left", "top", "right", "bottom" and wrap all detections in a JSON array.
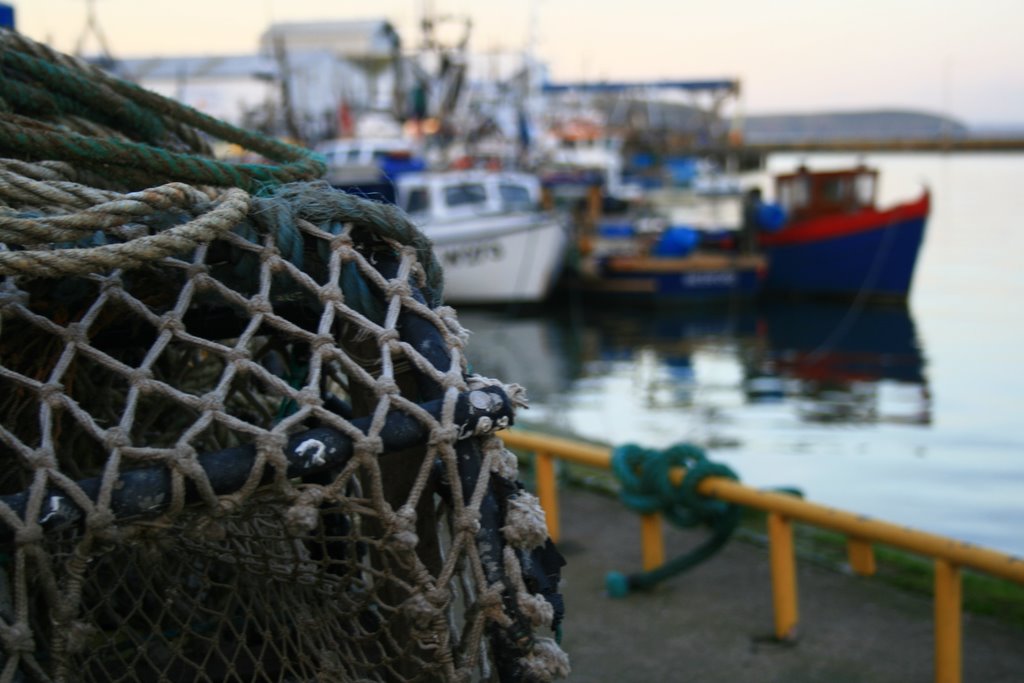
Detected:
[
  {"left": 456, "top": 299, "right": 930, "bottom": 431},
  {"left": 746, "top": 302, "right": 931, "bottom": 425}
]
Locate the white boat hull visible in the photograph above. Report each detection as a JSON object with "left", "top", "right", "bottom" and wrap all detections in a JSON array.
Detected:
[{"left": 423, "top": 214, "right": 567, "bottom": 305}]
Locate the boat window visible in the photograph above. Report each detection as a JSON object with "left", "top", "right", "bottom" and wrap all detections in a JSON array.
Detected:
[
  {"left": 404, "top": 188, "right": 430, "bottom": 214},
  {"left": 779, "top": 177, "right": 809, "bottom": 210},
  {"left": 822, "top": 177, "right": 850, "bottom": 203},
  {"left": 855, "top": 173, "right": 876, "bottom": 205},
  {"left": 372, "top": 150, "right": 399, "bottom": 163},
  {"left": 444, "top": 183, "right": 488, "bottom": 208},
  {"left": 346, "top": 149, "right": 361, "bottom": 163},
  {"left": 499, "top": 183, "right": 535, "bottom": 211}
]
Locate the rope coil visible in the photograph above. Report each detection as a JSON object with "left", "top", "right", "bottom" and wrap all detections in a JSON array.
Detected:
[
  {"left": 608, "top": 443, "right": 741, "bottom": 596},
  {"left": 0, "top": 27, "right": 566, "bottom": 682}
]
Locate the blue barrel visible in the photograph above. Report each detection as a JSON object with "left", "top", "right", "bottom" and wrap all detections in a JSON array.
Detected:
[
  {"left": 756, "top": 202, "right": 787, "bottom": 233},
  {"left": 653, "top": 226, "right": 699, "bottom": 257}
]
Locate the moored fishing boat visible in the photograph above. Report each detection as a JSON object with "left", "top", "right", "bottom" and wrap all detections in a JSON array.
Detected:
[
  {"left": 759, "top": 164, "right": 930, "bottom": 301},
  {"left": 395, "top": 169, "right": 569, "bottom": 305},
  {"left": 562, "top": 202, "right": 767, "bottom": 305}
]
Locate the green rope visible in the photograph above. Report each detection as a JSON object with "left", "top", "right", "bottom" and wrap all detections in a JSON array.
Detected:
[
  {"left": 1, "top": 48, "right": 167, "bottom": 142},
  {"left": 0, "top": 117, "right": 321, "bottom": 195},
  {"left": 607, "top": 443, "right": 740, "bottom": 596},
  {"left": 0, "top": 29, "right": 325, "bottom": 193},
  {"left": 0, "top": 28, "right": 445, "bottom": 305}
]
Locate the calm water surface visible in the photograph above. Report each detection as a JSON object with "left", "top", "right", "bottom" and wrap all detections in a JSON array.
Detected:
[{"left": 459, "top": 152, "right": 1024, "bottom": 558}]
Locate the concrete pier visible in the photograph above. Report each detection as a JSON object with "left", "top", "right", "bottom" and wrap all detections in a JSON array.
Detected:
[{"left": 554, "top": 487, "right": 1024, "bottom": 683}]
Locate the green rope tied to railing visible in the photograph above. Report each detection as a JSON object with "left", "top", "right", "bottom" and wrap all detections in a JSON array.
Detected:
[{"left": 607, "top": 443, "right": 741, "bottom": 596}]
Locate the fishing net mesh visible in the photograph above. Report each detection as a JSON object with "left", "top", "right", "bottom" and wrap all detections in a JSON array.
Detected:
[{"left": 0, "top": 29, "right": 567, "bottom": 683}]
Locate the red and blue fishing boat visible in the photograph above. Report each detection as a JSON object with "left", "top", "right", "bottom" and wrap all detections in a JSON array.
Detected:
[{"left": 759, "top": 165, "right": 930, "bottom": 301}]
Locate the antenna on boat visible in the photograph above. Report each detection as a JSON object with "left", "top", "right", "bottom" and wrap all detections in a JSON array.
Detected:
[{"left": 73, "top": 0, "right": 115, "bottom": 66}]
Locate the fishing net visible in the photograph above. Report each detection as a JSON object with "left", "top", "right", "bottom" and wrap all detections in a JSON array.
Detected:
[{"left": 0, "top": 30, "right": 567, "bottom": 682}]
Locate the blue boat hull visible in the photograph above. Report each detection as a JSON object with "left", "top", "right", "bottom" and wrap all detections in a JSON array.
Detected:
[
  {"left": 761, "top": 195, "right": 929, "bottom": 299},
  {"left": 568, "top": 253, "right": 767, "bottom": 305}
]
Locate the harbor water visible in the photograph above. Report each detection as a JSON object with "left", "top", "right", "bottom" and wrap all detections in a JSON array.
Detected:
[{"left": 459, "top": 152, "right": 1024, "bottom": 559}]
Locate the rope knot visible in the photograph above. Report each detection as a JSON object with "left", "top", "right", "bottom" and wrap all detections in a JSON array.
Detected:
[
  {"left": 285, "top": 502, "right": 320, "bottom": 536},
  {"left": 27, "top": 446, "right": 57, "bottom": 469},
  {"left": 401, "top": 593, "right": 441, "bottom": 630},
  {"left": 98, "top": 273, "right": 124, "bottom": 294},
  {"left": 224, "top": 347, "right": 250, "bottom": 364},
  {"left": 611, "top": 443, "right": 738, "bottom": 527},
  {"left": 354, "top": 435, "right": 383, "bottom": 459},
  {"left": 15, "top": 524, "right": 42, "bottom": 546},
  {"left": 318, "top": 283, "right": 344, "bottom": 305},
  {"left": 377, "top": 327, "right": 401, "bottom": 345},
  {"left": 295, "top": 386, "right": 320, "bottom": 406},
  {"left": 310, "top": 332, "right": 335, "bottom": 353},
  {"left": 63, "top": 321, "right": 89, "bottom": 345},
  {"left": 158, "top": 316, "right": 186, "bottom": 335},
  {"left": 387, "top": 528, "right": 419, "bottom": 552},
  {"left": 248, "top": 294, "right": 273, "bottom": 315},
  {"left": 455, "top": 509, "right": 481, "bottom": 537},
  {"left": 374, "top": 375, "right": 400, "bottom": 396},
  {"left": 197, "top": 391, "right": 223, "bottom": 413},
  {"left": 396, "top": 504, "right": 417, "bottom": 527},
  {"left": 103, "top": 427, "right": 131, "bottom": 451},
  {"left": 39, "top": 382, "right": 64, "bottom": 409},
  {"left": 426, "top": 586, "right": 451, "bottom": 607},
  {"left": 86, "top": 508, "right": 117, "bottom": 533},
  {"left": 428, "top": 425, "right": 459, "bottom": 449},
  {"left": 255, "top": 433, "right": 289, "bottom": 471},
  {"left": 0, "top": 622, "right": 35, "bottom": 654},
  {"left": 329, "top": 232, "right": 353, "bottom": 254},
  {"left": 501, "top": 492, "right": 548, "bottom": 550},
  {"left": 383, "top": 278, "right": 411, "bottom": 300},
  {"left": 477, "top": 585, "right": 510, "bottom": 627},
  {"left": 127, "top": 367, "right": 153, "bottom": 384}
]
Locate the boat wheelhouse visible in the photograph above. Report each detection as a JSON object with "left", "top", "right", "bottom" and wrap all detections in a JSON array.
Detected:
[{"left": 760, "top": 164, "right": 930, "bottom": 301}]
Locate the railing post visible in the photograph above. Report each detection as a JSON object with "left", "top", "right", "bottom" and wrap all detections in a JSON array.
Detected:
[
  {"left": 846, "top": 537, "right": 877, "bottom": 576},
  {"left": 534, "top": 450, "right": 560, "bottom": 542},
  {"left": 768, "top": 512, "right": 799, "bottom": 640},
  {"left": 640, "top": 513, "right": 665, "bottom": 571},
  {"left": 934, "top": 559, "right": 962, "bottom": 683}
]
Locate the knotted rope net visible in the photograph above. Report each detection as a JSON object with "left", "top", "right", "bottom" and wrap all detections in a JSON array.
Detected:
[{"left": 0, "top": 29, "right": 567, "bottom": 682}]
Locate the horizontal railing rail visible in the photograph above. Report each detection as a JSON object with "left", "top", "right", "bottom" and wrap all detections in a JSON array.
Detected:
[{"left": 499, "top": 428, "right": 1024, "bottom": 683}]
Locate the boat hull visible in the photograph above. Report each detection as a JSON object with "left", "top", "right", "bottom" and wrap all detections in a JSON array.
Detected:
[
  {"left": 760, "top": 194, "right": 930, "bottom": 299},
  {"left": 425, "top": 214, "right": 567, "bottom": 305},
  {"left": 569, "top": 252, "right": 766, "bottom": 304}
]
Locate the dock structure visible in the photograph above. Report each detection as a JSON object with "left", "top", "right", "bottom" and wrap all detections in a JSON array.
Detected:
[
  {"left": 734, "top": 137, "right": 1024, "bottom": 155},
  {"left": 500, "top": 429, "right": 1024, "bottom": 683}
]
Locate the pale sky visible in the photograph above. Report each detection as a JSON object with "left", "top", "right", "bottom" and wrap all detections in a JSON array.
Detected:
[{"left": 16, "top": 0, "right": 1024, "bottom": 126}]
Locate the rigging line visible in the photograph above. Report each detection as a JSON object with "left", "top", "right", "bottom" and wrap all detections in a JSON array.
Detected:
[{"left": 803, "top": 210, "right": 902, "bottom": 367}]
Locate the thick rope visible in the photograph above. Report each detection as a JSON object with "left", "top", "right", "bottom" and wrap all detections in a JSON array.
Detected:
[
  {"left": 0, "top": 30, "right": 325, "bottom": 192},
  {"left": 0, "top": 28, "right": 567, "bottom": 681},
  {"left": 0, "top": 27, "right": 445, "bottom": 301},
  {"left": 0, "top": 187, "right": 250, "bottom": 277},
  {"left": 0, "top": 182, "right": 212, "bottom": 242}
]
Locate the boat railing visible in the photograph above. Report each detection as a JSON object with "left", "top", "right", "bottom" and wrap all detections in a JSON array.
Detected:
[{"left": 498, "top": 428, "right": 1024, "bottom": 683}]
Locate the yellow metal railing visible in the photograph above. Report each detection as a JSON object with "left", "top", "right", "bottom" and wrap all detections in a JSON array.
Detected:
[{"left": 499, "top": 429, "right": 1024, "bottom": 683}]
